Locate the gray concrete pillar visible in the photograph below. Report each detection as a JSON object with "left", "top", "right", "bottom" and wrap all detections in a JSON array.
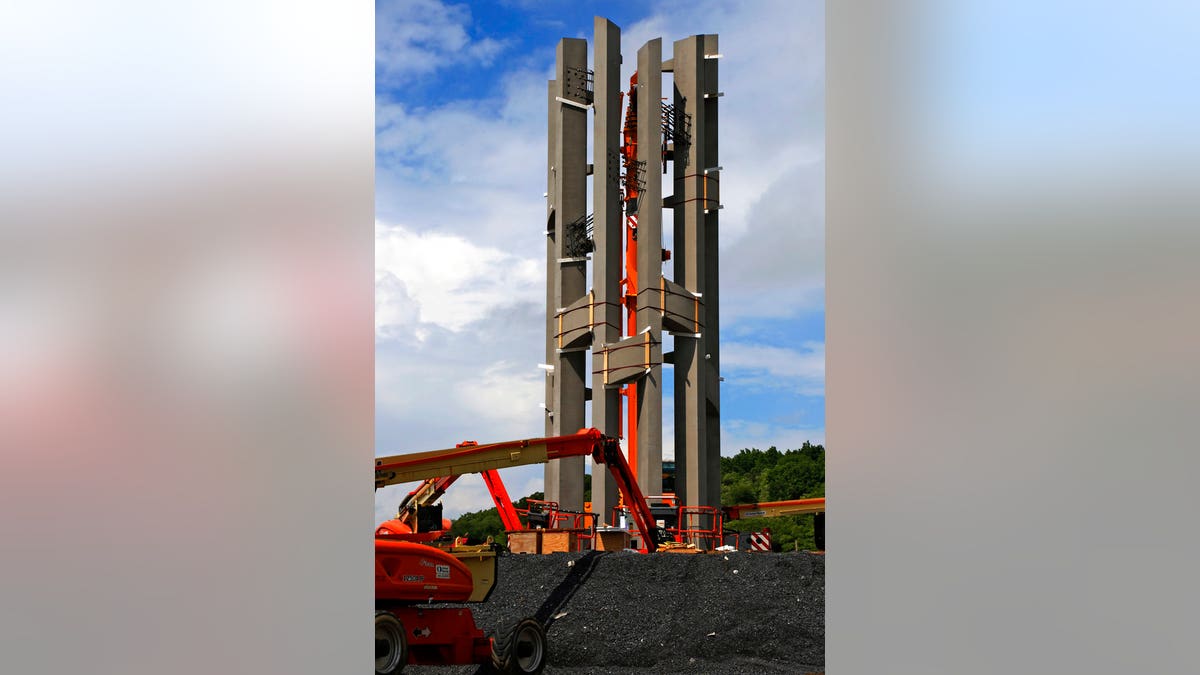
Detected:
[
  {"left": 545, "top": 38, "right": 589, "bottom": 512},
  {"left": 591, "top": 17, "right": 622, "bottom": 524},
  {"left": 672, "top": 34, "right": 722, "bottom": 513},
  {"left": 635, "top": 38, "right": 664, "bottom": 497},
  {"left": 672, "top": 35, "right": 708, "bottom": 509},
  {"left": 701, "top": 34, "right": 722, "bottom": 510},
  {"left": 545, "top": 79, "right": 557, "bottom": 441}
]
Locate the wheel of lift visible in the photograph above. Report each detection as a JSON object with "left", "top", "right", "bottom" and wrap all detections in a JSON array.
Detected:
[
  {"left": 491, "top": 617, "right": 547, "bottom": 674},
  {"left": 375, "top": 610, "right": 407, "bottom": 674}
]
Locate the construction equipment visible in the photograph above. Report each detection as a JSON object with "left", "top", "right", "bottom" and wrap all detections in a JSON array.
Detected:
[
  {"left": 377, "top": 439, "right": 526, "bottom": 542},
  {"left": 374, "top": 428, "right": 667, "bottom": 674},
  {"left": 722, "top": 498, "right": 826, "bottom": 551},
  {"left": 375, "top": 475, "right": 457, "bottom": 540},
  {"left": 722, "top": 497, "right": 825, "bottom": 520},
  {"left": 376, "top": 428, "right": 666, "bottom": 553}
]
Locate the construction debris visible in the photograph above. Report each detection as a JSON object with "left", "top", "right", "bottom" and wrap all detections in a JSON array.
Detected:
[{"left": 410, "top": 550, "right": 824, "bottom": 674}]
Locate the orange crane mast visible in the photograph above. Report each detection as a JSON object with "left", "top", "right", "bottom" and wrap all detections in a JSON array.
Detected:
[{"left": 619, "top": 72, "right": 640, "bottom": 475}]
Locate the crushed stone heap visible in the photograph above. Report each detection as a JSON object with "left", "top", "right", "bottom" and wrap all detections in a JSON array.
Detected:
[{"left": 410, "top": 550, "right": 824, "bottom": 674}]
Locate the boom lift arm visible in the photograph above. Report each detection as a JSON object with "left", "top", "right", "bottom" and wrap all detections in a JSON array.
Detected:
[
  {"left": 722, "top": 497, "right": 826, "bottom": 520},
  {"left": 376, "top": 428, "right": 665, "bottom": 552},
  {"left": 395, "top": 475, "right": 459, "bottom": 526},
  {"left": 723, "top": 497, "right": 826, "bottom": 551},
  {"left": 388, "top": 441, "right": 523, "bottom": 536},
  {"left": 480, "top": 469, "right": 523, "bottom": 532}
]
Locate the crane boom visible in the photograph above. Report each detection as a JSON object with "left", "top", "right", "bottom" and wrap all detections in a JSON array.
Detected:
[
  {"left": 722, "top": 497, "right": 826, "bottom": 520},
  {"left": 376, "top": 428, "right": 664, "bottom": 552}
]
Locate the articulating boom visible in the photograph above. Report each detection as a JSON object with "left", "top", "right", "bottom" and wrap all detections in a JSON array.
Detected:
[
  {"left": 722, "top": 497, "right": 826, "bottom": 520},
  {"left": 376, "top": 428, "right": 665, "bottom": 552}
]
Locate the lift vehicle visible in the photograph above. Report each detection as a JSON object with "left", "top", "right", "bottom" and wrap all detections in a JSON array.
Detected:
[
  {"left": 373, "top": 428, "right": 665, "bottom": 674},
  {"left": 375, "top": 475, "right": 456, "bottom": 540},
  {"left": 376, "top": 463, "right": 523, "bottom": 541}
]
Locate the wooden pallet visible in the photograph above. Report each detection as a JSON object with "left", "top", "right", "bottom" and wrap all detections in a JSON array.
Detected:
[{"left": 505, "top": 530, "right": 542, "bottom": 554}]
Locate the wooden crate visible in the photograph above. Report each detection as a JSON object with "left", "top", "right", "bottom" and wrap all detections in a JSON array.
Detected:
[
  {"left": 595, "top": 530, "right": 631, "bottom": 551},
  {"left": 541, "top": 529, "right": 581, "bottom": 553},
  {"left": 505, "top": 530, "right": 541, "bottom": 554}
]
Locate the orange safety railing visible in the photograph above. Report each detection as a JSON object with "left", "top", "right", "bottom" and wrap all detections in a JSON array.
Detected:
[
  {"left": 675, "top": 505, "right": 724, "bottom": 550},
  {"left": 515, "top": 499, "right": 559, "bottom": 530},
  {"left": 514, "top": 500, "right": 598, "bottom": 551}
]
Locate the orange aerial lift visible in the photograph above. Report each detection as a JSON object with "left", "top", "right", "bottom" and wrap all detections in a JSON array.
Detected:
[
  {"left": 375, "top": 475, "right": 456, "bottom": 540},
  {"left": 376, "top": 464, "right": 523, "bottom": 541},
  {"left": 373, "top": 428, "right": 665, "bottom": 674},
  {"left": 722, "top": 498, "right": 826, "bottom": 551}
]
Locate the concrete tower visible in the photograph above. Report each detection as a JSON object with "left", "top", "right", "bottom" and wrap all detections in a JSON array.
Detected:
[{"left": 543, "top": 17, "right": 722, "bottom": 534}]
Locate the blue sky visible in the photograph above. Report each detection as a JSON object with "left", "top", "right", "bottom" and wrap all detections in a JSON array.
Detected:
[{"left": 375, "top": 0, "right": 824, "bottom": 520}]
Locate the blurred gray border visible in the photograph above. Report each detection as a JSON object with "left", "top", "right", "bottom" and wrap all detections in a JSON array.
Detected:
[{"left": 828, "top": 2, "right": 1199, "bottom": 673}]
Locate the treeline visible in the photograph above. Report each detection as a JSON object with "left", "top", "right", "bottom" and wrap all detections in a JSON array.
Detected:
[{"left": 720, "top": 443, "right": 825, "bottom": 551}]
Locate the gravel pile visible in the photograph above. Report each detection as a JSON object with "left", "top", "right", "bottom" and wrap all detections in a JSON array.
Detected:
[{"left": 408, "top": 550, "right": 824, "bottom": 674}]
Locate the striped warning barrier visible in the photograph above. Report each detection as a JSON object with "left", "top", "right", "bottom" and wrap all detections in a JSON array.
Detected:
[{"left": 748, "top": 527, "right": 772, "bottom": 552}]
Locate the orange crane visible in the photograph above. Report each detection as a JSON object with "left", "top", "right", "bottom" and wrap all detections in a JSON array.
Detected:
[{"left": 373, "top": 428, "right": 665, "bottom": 674}]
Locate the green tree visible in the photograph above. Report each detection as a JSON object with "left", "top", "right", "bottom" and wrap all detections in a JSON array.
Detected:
[{"left": 720, "top": 442, "right": 825, "bottom": 551}]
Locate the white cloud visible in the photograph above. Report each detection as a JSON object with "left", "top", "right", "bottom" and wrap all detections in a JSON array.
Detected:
[
  {"left": 375, "top": 70, "right": 550, "bottom": 257},
  {"left": 623, "top": 1, "right": 826, "bottom": 318},
  {"left": 376, "top": 0, "right": 506, "bottom": 85},
  {"left": 452, "top": 360, "right": 542, "bottom": 428},
  {"left": 720, "top": 160, "right": 825, "bottom": 320},
  {"left": 374, "top": 271, "right": 421, "bottom": 340},
  {"left": 375, "top": 221, "right": 541, "bottom": 335},
  {"left": 722, "top": 340, "right": 825, "bottom": 396}
]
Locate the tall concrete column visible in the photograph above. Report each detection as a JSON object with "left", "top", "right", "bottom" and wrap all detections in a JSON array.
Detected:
[
  {"left": 545, "top": 79, "right": 557, "bottom": 440},
  {"left": 591, "top": 17, "right": 622, "bottom": 523},
  {"left": 635, "top": 38, "right": 664, "bottom": 497},
  {"left": 700, "top": 34, "right": 721, "bottom": 509},
  {"left": 545, "top": 38, "right": 589, "bottom": 511},
  {"left": 672, "top": 35, "right": 707, "bottom": 509},
  {"left": 672, "top": 34, "right": 722, "bottom": 511}
]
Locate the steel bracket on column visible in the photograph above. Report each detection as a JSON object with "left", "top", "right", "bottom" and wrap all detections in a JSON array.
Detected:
[
  {"left": 636, "top": 276, "right": 703, "bottom": 335},
  {"left": 593, "top": 329, "right": 662, "bottom": 387},
  {"left": 556, "top": 291, "right": 597, "bottom": 350}
]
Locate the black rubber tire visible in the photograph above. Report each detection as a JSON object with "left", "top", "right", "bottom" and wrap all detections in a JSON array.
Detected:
[
  {"left": 491, "top": 618, "right": 547, "bottom": 674},
  {"left": 375, "top": 610, "right": 407, "bottom": 674}
]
